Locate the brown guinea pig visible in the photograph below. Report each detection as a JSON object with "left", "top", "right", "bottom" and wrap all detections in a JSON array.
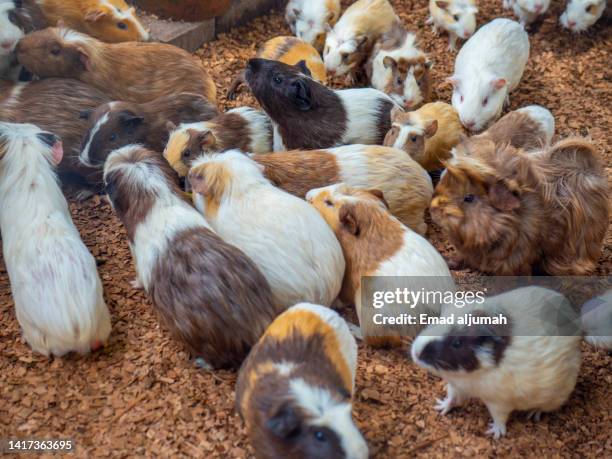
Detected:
[
  {"left": 79, "top": 93, "right": 218, "bottom": 178},
  {"left": 103, "top": 145, "right": 280, "bottom": 369},
  {"left": 235, "top": 303, "right": 368, "bottom": 459},
  {"left": 0, "top": 77, "right": 110, "bottom": 187},
  {"left": 431, "top": 137, "right": 609, "bottom": 275},
  {"left": 16, "top": 27, "right": 217, "bottom": 104}
]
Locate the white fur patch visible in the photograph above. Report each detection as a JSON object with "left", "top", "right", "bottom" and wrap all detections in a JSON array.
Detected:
[
  {"left": 337, "top": 88, "right": 394, "bottom": 145},
  {"left": 80, "top": 111, "right": 110, "bottom": 166}
]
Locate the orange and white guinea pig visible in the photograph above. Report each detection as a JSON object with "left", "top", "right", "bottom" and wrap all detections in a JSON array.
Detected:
[
  {"left": 236, "top": 303, "right": 368, "bottom": 459},
  {"left": 307, "top": 183, "right": 453, "bottom": 346},
  {"left": 34, "top": 0, "right": 149, "bottom": 42}
]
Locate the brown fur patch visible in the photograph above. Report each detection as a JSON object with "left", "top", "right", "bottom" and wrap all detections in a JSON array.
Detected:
[{"left": 188, "top": 162, "right": 232, "bottom": 219}]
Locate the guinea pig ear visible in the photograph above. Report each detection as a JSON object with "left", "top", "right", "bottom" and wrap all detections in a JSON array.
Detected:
[
  {"left": 367, "top": 189, "right": 390, "bottom": 209},
  {"left": 198, "top": 131, "right": 216, "bottom": 149},
  {"left": 119, "top": 111, "right": 144, "bottom": 129},
  {"left": 77, "top": 48, "right": 92, "bottom": 72},
  {"left": 266, "top": 402, "right": 301, "bottom": 439},
  {"left": 390, "top": 104, "right": 404, "bottom": 121},
  {"left": 383, "top": 56, "right": 397, "bottom": 70},
  {"left": 488, "top": 180, "right": 521, "bottom": 212},
  {"left": 324, "top": 22, "right": 332, "bottom": 33},
  {"left": 85, "top": 9, "right": 107, "bottom": 22},
  {"left": 436, "top": 1, "right": 450, "bottom": 10},
  {"left": 339, "top": 203, "right": 360, "bottom": 236},
  {"left": 165, "top": 120, "right": 177, "bottom": 133},
  {"left": 424, "top": 119, "right": 438, "bottom": 138},
  {"left": 491, "top": 78, "right": 507, "bottom": 91},
  {"left": 79, "top": 109, "right": 93, "bottom": 121},
  {"left": 188, "top": 168, "right": 207, "bottom": 195},
  {"left": 295, "top": 60, "right": 312, "bottom": 77},
  {"left": 291, "top": 79, "right": 312, "bottom": 111}
]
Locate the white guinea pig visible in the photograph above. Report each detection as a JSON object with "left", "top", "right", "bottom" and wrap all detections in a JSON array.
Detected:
[
  {"left": 286, "top": 0, "right": 341, "bottom": 52},
  {"left": 412, "top": 286, "right": 582, "bottom": 439},
  {"left": 188, "top": 151, "right": 345, "bottom": 310},
  {"left": 449, "top": 18, "right": 530, "bottom": 132},
  {"left": 0, "top": 122, "right": 111, "bottom": 356},
  {"left": 428, "top": 0, "right": 478, "bottom": 50},
  {"left": 560, "top": 0, "right": 606, "bottom": 32},
  {"left": 504, "top": 0, "right": 551, "bottom": 26}
]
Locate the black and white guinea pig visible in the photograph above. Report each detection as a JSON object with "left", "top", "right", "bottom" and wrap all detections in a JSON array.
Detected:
[
  {"left": 411, "top": 286, "right": 582, "bottom": 439},
  {"left": 236, "top": 303, "right": 368, "bottom": 459}
]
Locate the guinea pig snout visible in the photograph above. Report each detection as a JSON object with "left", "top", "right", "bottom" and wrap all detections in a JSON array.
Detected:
[
  {"left": 37, "top": 132, "right": 61, "bottom": 148},
  {"left": 1, "top": 40, "right": 15, "bottom": 51}
]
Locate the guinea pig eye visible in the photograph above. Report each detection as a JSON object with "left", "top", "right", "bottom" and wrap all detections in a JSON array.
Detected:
[
  {"left": 453, "top": 14, "right": 460, "bottom": 21},
  {"left": 411, "top": 136, "right": 417, "bottom": 142},
  {"left": 464, "top": 194, "right": 475, "bottom": 203},
  {"left": 51, "top": 47, "right": 61, "bottom": 56},
  {"left": 183, "top": 149, "right": 192, "bottom": 159},
  {"left": 109, "top": 133, "right": 117, "bottom": 142},
  {"left": 313, "top": 430, "right": 327, "bottom": 442},
  {"left": 8, "top": 11, "right": 18, "bottom": 24},
  {"left": 117, "top": 22, "right": 128, "bottom": 30},
  {"left": 482, "top": 97, "right": 488, "bottom": 106},
  {"left": 341, "top": 52, "right": 349, "bottom": 63},
  {"left": 324, "top": 199, "right": 333, "bottom": 207},
  {"left": 460, "top": 95, "right": 464, "bottom": 103},
  {"left": 273, "top": 75, "right": 283, "bottom": 85},
  {"left": 396, "top": 76, "right": 403, "bottom": 85},
  {"left": 452, "top": 337, "right": 463, "bottom": 348}
]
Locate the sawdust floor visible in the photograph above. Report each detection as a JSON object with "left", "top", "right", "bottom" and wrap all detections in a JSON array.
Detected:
[{"left": 1, "top": 1, "right": 610, "bottom": 457}]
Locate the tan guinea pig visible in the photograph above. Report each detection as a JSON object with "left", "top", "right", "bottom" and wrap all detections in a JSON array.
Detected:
[
  {"left": 17, "top": 27, "right": 216, "bottom": 104},
  {"left": 384, "top": 102, "right": 464, "bottom": 171},
  {"left": 236, "top": 303, "right": 368, "bottom": 459},
  {"left": 307, "top": 183, "right": 453, "bottom": 347},
  {"left": 227, "top": 36, "right": 326, "bottom": 100},
  {"left": 34, "top": 0, "right": 149, "bottom": 42}
]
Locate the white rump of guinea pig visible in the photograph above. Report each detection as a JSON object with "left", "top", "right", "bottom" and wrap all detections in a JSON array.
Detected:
[
  {"left": 448, "top": 18, "right": 530, "bottom": 132},
  {"left": 411, "top": 286, "right": 582, "bottom": 439},
  {"left": 0, "top": 121, "right": 111, "bottom": 357},
  {"left": 428, "top": 0, "right": 478, "bottom": 50},
  {"left": 560, "top": 0, "right": 606, "bottom": 32},
  {"left": 286, "top": 0, "right": 340, "bottom": 51}
]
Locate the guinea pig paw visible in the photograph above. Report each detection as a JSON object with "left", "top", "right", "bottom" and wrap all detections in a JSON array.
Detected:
[
  {"left": 75, "top": 189, "right": 95, "bottom": 201},
  {"left": 486, "top": 421, "right": 507, "bottom": 440},
  {"left": 130, "top": 278, "right": 143, "bottom": 290},
  {"left": 434, "top": 397, "right": 456, "bottom": 415},
  {"left": 348, "top": 323, "right": 364, "bottom": 340},
  {"left": 526, "top": 410, "right": 543, "bottom": 422},
  {"left": 194, "top": 357, "right": 212, "bottom": 370}
]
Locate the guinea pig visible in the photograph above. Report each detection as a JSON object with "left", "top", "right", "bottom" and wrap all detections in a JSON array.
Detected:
[
  {"left": 430, "top": 137, "right": 609, "bottom": 275},
  {"left": 503, "top": 0, "right": 551, "bottom": 26},
  {"left": 103, "top": 145, "right": 279, "bottom": 369},
  {"left": 188, "top": 151, "right": 345, "bottom": 309},
  {"left": 236, "top": 302, "right": 368, "bottom": 459},
  {"left": 34, "top": 0, "right": 149, "bottom": 42},
  {"left": 384, "top": 102, "right": 464, "bottom": 171},
  {"left": 453, "top": 104, "right": 555, "bottom": 158},
  {"left": 581, "top": 289, "right": 612, "bottom": 351},
  {"left": 286, "top": 0, "right": 341, "bottom": 52},
  {"left": 168, "top": 144, "right": 433, "bottom": 235},
  {"left": 0, "top": 78, "right": 111, "bottom": 187},
  {"left": 428, "top": 0, "right": 478, "bottom": 50},
  {"left": 17, "top": 27, "right": 217, "bottom": 104},
  {"left": 323, "top": 0, "right": 399, "bottom": 83},
  {"left": 560, "top": 0, "right": 606, "bottom": 32},
  {"left": 411, "top": 286, "right": 582, "bottom": 439},
  {"left": 448, "top": 18, "right": 530, "bottom": 132},
  {"left": 0, "top": 122, "right": 111, "bottom": 356},
  {"left": 366, "top": 22, "right": 432, "bottom": 110},
  {"left": 306, "top": 184, "right": 452, "bottom": 347},
  {"left": 164, "top": 107, "right": 272, "bottom": 177},
  {"left": 79, "top": 93, "right": 218, "bottom": 174},
  {"left": 228, "top": 36, "right": 327, "bottom": 100},
  {"left": 245, "top": 58, "right": 397, "bottom": 151},
  {"left": 0, "top": 0, "right": 47, "bottom": 80}
]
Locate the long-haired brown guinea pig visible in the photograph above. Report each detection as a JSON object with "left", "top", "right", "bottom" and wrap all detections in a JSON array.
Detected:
[
  {"left": 17, "top": 27, "right": 216, "bottom": 104},
  {"left": 103, "top": 145, "right": 280, "bottom": 369},
  {"left": 431, "top": 137, "right": 609, "bottom": 275}
]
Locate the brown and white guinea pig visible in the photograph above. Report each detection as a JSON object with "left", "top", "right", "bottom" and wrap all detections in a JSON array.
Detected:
[
  {"left": 431, "top": 137, "right": 609, "bottom": 275},
  {"left": 412, "top": 286, "right": 582, "bottom": 439},
  {"left": 428, "top": 0, "right": 478, "bottom": 50},
  {"left": 79, "top": 93, "right": 218, "bottom": 175},
  {"left": 246, "top": 58, "right": 397, "bottom": 151},
  {"left": 164, "top": 107, "right": 272, "bottom": 177},
  {"left": 228, "top": 36, "right": 326, "bottom": 100},
  {"left": 453, "top": 105, "right": 555, "bottom": 158},
  {"left": 16, "top": 27, "right": 217, "bottom": 104},
  {"left": 0, "top": 77, "right": 111, "bottom": 187},
  {"left": 103, "top": 145, "right": 279, "bottom": 369},
  {"left": 34, "top": 0, "right": 149, "bottom": 42},
  {"left": 187, "top": 151, "right": 345, "bottom": 309},
  {"left": 384, "top": 102, "right": 464, "bottom": 171},
  {"left": 0, "top": 122, "right": 111, "bottom": 356},
  {"left": 236, "top": 303, "right": 368, "bottom": 459},
  {"left": 286, "top": 0, "right": 341, "bottom": 52},
  {"left": 306, "top": 184, "right": 453, "bottom": 347},
  {"left": 366, "top": 22, "right": 432, "bottom": 110},
  {"left": 323, "top": 0, "right": 399, "bottom": 83}
]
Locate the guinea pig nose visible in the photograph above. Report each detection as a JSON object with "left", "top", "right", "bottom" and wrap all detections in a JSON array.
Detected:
[
  {"left": 463, "top": 30, "right": 471, "bottom": 38},
  {"left": 464, "top": 120, "right": 476, "bottom": 129},
  {"left": 535, "top": 4, "right": 543, "bottom": 12},
  {"left": 1, "top": 40, "right": 15, "bottom": 50},
  {"left": 37, "top": 132, "right": 60, "bottom": 147},
  {"left": 568, "top": 21, "right": 576, "bottom": 28},
  {"left": 90, "top": 340, "right": 104, "bottom": 352},
  {"left": 404, "top": 99, "right": 413, "bottom": 108}
]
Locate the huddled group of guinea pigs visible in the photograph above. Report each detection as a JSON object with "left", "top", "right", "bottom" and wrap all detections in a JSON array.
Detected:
[{"left": 0, "top": 0, "right": 610, "bottom": 457}]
